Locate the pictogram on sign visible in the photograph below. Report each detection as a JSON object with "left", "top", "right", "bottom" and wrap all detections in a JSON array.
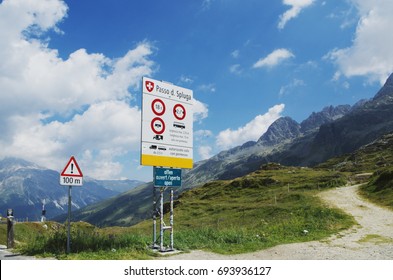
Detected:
[
  {"left": 173, "top": 104, "right": 186, "bottom": 120},
  {"left": 151, "top": 117, "right": 165, "bottom": 134},
  {"left": 61, "top": 156, "right": 83, "bottom": 177},
  {"left": 152, "top": 99, "right": 166, "bottom": 116}
]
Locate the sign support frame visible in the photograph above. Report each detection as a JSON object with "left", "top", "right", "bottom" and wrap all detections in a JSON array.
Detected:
[{"left": 152, "top": 169, "right": 176, "bottom": 252}]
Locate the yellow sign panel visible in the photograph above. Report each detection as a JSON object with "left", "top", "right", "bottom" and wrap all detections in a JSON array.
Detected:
[{"left": 141, "top": 154, "right": 193, "bottom": 169}]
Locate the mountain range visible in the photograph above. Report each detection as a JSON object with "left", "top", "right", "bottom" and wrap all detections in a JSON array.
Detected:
[
  {"left": 184, "top": 73, "right": 393, "bottom": 185},
  {"left": 67, "top": 73, "right": 393, "bottom": 227},
  {"left": 3, "top": 73, "right": 393, "bottom": 226},
  {"left": 0, "top": 158, "right": 144, "bottom": 221}
]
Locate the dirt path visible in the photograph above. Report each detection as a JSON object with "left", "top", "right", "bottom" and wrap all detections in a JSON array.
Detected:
[
  {"left": 0, "top": 245, "right": 40, "bottom": 260},
  {"left": 163, "top": 184, "right": 393, "bottom": 260}
]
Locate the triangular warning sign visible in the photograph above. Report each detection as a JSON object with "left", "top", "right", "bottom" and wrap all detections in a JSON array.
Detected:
[{"left": 61, "top": 156, "right": 83, "bottom": 177}]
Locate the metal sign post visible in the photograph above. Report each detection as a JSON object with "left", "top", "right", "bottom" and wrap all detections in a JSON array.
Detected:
[
  {"left": 160, "top": 187, "right": 165, "bottom": 251},
  {"left": 59, "top": 156, "right": 83, "bottom": 254},
  {"left": 152, "top": 187, "right": 158, "bottom": 249},
  {"left": 67, "top": 185, "right": 72, "bottom": 254},
  {"left": 154, "top": 187, "right": 175, "bottom": 252},
  {"left": 170, "top": 188, "right": 174, "bottom": 250}
]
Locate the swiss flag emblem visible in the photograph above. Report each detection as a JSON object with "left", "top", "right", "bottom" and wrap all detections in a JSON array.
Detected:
[{"left": 145, "top": 80, "right": 154, "bottom": 92}]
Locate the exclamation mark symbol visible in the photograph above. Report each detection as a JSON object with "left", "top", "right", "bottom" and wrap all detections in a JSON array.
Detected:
[{"left": 71, "top": 163, "right": 74, "bottom": 174}]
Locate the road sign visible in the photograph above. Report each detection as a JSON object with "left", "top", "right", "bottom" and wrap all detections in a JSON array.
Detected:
[
  {"left": 154, "top": 167, "right": 182, "bottom": 187},
  {"left": 151, "top": 99, "right": 166, "bottom": 116},
  {"left": 141, "top": 77, "right": 193, "bottom": 169},
  {"left": 173, "top": 104, "right": 186, "bottom": 120},
  {"left": 60, "top": 156, "right": 83, "bottom": 186}
]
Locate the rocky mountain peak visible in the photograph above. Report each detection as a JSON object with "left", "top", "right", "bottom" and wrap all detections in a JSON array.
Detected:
[
  {"left": 300, "top": 104, "right": 351, "bottom": 133},
  {"left": 258, "top": 116, "right": 301, "bottom": 145},
  {"left": 0, "top": 157, "right": 42, "bottom": 174},
  {"left": 373, "top": 72, "right": 393, "bottom": 102}
]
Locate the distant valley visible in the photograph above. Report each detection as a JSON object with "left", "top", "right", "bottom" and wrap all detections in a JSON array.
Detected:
[{"left": 0, "top": 157, "right": 144, "bottom": 221}]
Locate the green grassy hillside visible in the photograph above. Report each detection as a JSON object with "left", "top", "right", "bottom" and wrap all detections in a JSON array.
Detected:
[
  {"left": 318, "top": 133, "right": 393, "bottom": 173},
  {"left": 0, "top": 164, "right": 355, "bottom": 259},
  {"left": 134, "top": 164, "right": 354, "bottom": 254},
  {"left": 359, "top": 168, "right": 393, "bottom": 210},
  {"left": 319, "top": 133, "right": 393, "bottom": 209}
]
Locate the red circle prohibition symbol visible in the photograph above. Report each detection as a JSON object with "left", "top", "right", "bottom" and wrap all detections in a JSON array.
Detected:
[
  {"left": 151, "top": 117, "right": 165, "bottom": 134},
  {"left": 151, "top": 99, "right": 166, "bottom": 116},
  {"left": 173, "top": 104, "right": 186, "bottom": 120}
]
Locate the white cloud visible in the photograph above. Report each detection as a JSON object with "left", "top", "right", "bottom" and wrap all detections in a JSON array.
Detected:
[
  {"left": 198, "top": 146, "right": 213, "bottom": 160},
  {"left": 278, "top": 0, "right": 315, "bottom": 29},
  {"left": 279, "top": 78, "right": 306, "bottom": 97},
  {"left": 179, "top": 75, "right": 194, "bottom": 84},
  {"left": 253, "top": 49, "right": 294, "bottom": 68},
  {"left": 202, "top": 0, "right": 214, "bottom": 10},
  {"left": 198, "top": 83, "right": 216, "bottom": 93},
  {"left": 0, "top": 0, "right": 156, "bottom": 179},
  {"left": 194, "top": 130, "right": 213, "bottom": 160},
  {"left": 231, "top": 50, "right": 240, "bottom": 58},
  {"left": 327, "top": 0, "right": 393, "bottom": 84},
  {"left": 230, "top": 64, "right": 242, "bottom": 75},
  {"left": 193, "top": 99, "right": 209, "bottom": 122},
  {"left": 1, "top": 100, "right": 142, "bottom": 179},
  {"left": 195, "top": 129, "right": 213, "bottom": 139},
  {"left": 216, "top": 104, "right": 285, "bottom": 149}
]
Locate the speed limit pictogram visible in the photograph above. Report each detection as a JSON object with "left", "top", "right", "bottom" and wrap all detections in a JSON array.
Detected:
[
  {"left": 151, "top": 99, "right": 166, "bottom": 116},
  {"left": 173, "top": 104, "right": 186, "bottom": 120}
]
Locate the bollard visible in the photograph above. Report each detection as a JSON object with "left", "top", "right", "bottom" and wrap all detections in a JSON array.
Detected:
[{"left": 7, "top": 209, "right": 15, "bottom": 249}]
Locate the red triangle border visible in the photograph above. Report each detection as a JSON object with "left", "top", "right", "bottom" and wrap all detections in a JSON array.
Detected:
[{"left": 60, "top": 156, "right": 83, "bottom": 177}]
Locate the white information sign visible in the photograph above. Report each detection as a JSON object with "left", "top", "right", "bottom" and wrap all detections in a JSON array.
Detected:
[{"left": 141, "top": 77, "right": 193, "bottom": 169}]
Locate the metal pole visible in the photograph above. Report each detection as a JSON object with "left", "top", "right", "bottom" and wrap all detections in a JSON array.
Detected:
[
  {"left": 160, "top": 187, "right": 164, "bottom": 252},
  {"left": 170, "top": 188, "right": 174, "bottom": 250},
  {"left": 67, "top": 185, "right": 72, "bottom": 254},
  {"left": 153, "top": 186, "right": 157, "bottom": 249}
]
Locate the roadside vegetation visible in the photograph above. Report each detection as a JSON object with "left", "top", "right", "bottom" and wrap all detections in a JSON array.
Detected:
[
  {"left": 0, "top": 164, "right": 355, "bottom": 259},
  {"left": 359, "top": 168, "right": 393, "bottom": 210},
  {"left": 0, "top": 221, "right": 155, "bottom": 259},
  {"left": 319, "top": 134, "right": 393, "bottom": 210}
]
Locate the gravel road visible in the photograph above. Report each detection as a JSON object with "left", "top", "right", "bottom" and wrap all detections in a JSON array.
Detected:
[
  {"left": 163, "top": 184, "right": 393, "bottom": 260},
  {"left": 0, "top": 244, "right": 39, "bottom": 260}
]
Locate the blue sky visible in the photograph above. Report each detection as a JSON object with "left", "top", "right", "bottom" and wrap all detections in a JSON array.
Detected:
[{"left": 1, "top": 0, "right": 393, "bottom": 181}]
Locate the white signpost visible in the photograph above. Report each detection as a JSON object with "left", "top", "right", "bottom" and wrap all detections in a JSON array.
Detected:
[
  {"left": 141, "top": 77, "right": 193, "bottom": 169},
  {"left": 141, "top": 77, "right": 193, "bottom": 252},
  {"left": 59, "top": 156, "right": 83, "bottom": 254}
]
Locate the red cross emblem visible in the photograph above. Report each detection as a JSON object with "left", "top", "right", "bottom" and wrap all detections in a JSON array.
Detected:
[{"left": 145, "top": 81, "right": 154, "bottom": 92}]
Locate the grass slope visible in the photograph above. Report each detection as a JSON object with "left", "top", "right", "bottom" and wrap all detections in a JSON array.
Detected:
[
  {"left": 319, "top": 133, "right": 393, "bottom": 210},
  {"left": 135, "top": 164, "right": 354, "bottom": 255},
  {"left": 0, "top": 164, "right": 355, "bottom": 259},
  {"left": 359, "top": 169, "right": 393, "bottom": 210}
]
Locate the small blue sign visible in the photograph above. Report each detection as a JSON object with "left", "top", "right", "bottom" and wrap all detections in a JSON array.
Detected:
[{"left": 154, "top": 167, "right": 182, "bottom": 187}]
